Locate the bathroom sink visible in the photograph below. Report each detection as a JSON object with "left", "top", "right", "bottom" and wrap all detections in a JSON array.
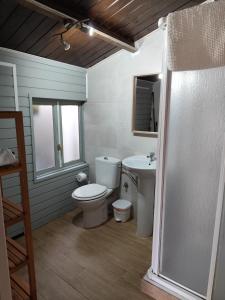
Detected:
[
  {"left": 122, "top": 155, "right": 156, "bottom": 237},
  {"left": 122, "top": 155, "right": 156, "bottom": 175}
]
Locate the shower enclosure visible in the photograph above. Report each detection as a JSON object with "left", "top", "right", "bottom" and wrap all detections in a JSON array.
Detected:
[{"left": 146, "top": 23, "right": 225, "bottom": 300}]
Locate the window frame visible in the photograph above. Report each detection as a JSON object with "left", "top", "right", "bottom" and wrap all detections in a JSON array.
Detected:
[
  {"left": 0, "top": 62, "right": 19, "bottom": 111},
  {"left": 30, "top": 97, "right": 85, "bottom": 182}
]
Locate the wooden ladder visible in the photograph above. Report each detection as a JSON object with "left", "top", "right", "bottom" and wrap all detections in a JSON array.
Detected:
[{"left": 0, "top": 111, "right": 37, "bottom": 300}]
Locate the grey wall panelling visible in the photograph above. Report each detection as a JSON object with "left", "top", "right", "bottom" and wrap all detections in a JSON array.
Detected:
[{"left": 0, "top": 48, "right": 88, "bottom": 236}]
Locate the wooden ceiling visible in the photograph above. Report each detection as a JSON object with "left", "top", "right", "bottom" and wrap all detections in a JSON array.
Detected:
[{"left": 0, "top": 0, "right": 203, "bottom": 68}]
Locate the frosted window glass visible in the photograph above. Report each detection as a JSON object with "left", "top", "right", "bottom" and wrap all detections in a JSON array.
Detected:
[
  {"left": 33, "top": 105, "right": 55, "bottom": 171},
  {"left": 61, "top": 105, "right": 80, "bottom": 163},
  {"left": 160, "top": 69, "right": 225, "bottom": 296}
]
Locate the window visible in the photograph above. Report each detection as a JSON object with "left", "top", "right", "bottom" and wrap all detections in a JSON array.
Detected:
[{"left": 32, "top": 100, "right": 82, "bottom": 178}]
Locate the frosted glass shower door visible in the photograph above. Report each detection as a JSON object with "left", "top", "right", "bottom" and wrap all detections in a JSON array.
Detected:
[{"left": 159, "top": 68, "right": 225, "bottom": 297}]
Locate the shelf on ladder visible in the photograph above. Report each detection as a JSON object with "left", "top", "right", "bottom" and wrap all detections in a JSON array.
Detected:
[
  {"left": 0, "top": 111, "right": 37, "bottom": 300},
  {"left": 0, "top": 163, "right": 23, "bottom": 176},
  {"left": 7, "top": 237, "right": 28, "bottom": 274},
  {"left": 3, "top": 198, "right": 23, "bottom": 227},
  {"left": 11, "top": 273, "right": 30, "bottom": 300}
]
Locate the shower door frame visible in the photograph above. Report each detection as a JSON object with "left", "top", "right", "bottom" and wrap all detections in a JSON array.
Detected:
[{"left": 146, "top": 26, "right": 225, "bottom": 300}]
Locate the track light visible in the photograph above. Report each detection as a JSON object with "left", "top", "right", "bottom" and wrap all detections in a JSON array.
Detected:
[
  {"left": 89, "top": 27, "right": 94, "bottom": 36},
  {"left": 60, "top": 34, "right": 70, "bottom": 51}
]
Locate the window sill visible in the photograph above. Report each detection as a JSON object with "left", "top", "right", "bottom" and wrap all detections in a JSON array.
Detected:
[{"left": 34, "top": 162, "right": 88, "bottom": 184}]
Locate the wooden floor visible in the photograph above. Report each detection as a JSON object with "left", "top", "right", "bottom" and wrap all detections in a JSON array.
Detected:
[{"left": 19, "top": 210, "right": 153, "bottom": 300}]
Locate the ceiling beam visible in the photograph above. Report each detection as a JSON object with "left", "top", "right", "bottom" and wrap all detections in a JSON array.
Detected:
[{"left": 18, "top": 0, "right": 137, "bottom": 53}]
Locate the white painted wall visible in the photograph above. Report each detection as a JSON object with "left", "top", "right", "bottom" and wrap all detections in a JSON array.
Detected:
[{"left": 84, "top": 29, "right": 164, "bottom": 181}]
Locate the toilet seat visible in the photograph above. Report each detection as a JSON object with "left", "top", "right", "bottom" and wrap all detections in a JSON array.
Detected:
[{"left": 72, "top": 183, "right": 107, "bottom": 201}]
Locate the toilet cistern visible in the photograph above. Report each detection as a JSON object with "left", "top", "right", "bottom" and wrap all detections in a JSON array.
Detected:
[{"left": 72, "top": 156, "right": 121, "bottom": 228}]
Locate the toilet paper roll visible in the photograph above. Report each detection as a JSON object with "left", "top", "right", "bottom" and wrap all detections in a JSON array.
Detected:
[{"left": 76, "top": 172, "right": 88, "bottom": 183}]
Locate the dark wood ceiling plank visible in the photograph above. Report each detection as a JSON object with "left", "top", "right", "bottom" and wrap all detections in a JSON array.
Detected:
[
  {"left": 76, "top": 40, "right": 113, "bottom": 66},
  {"left": 61, "top": 37, "right": 99, "bottom": 65},
  {"left": 87, "top": 0, "right": 131, "bottom": 22},
  {"left": 134, "top": 0, "right": 203, "bottom": 41},
  {"left": 38, "top": 0, "right": 136, "bottom": 48},
  {"left": 133, "top": 0, "right": 200, "bottom": 40},
  {"left": 117, "top": 0, "right": 188, "bottom": 40},
  {"left": 99, "top": 0, "right": 137, "bottom": 25},
  {"left": 16, "top": 16, "right": 58, "bottom": 52},
  {"left": 0, "top": 0, "right": 18, "bottom": 28},
  {"left": 176, "top": 0, "right": 204, "bottom": 9},
  {"left": 85, "top": 46, "right": 119, "bottom": 67},
  {"left": 0, "top": 0, "right": 205, "bottom": 67},
  {"left": 134, "top": 23, "right": 158, "bottom": 42},
  {"left": 56, "top": 0, "right": 81, "bottom": 9},
  {"left": 4, "top": 11, "right": 45, "bottom": 49},
  {"left": 65, "top": 37, "right": 109, "bottom": 66},
  {"left": 88, "top": 0, "right": 163, "bottom": 33},
  {"left": 60, "top": 56, "right": 84, "bottom": 67},
  {"left": 105, "top": 0, "right": 146, "bottom": 28},
  {"left": 19, "top": 0, "right": 136, "bottom": 51},
  {"left": 100, "top": 0, "right": 147, "bottom": 38},
  {"left": 70, "top": 0, "right": 102, "bottom": 11},
  {"left": 46, "top": 30, "right": 87, "bottom": 61},
  {"left": 36, "top": 0, "right": 86, "bottom": 19},
  {"left": 88, "top": 0, "right": 178, "bottom": 41},
  {"left": 64, "top": 37, "right": 103, "bottom": 65},
  {"left": 117, "top": 0, "right": 176, "bottom": 35},
  {"left": 27, "top": 22, "right": 63, "bottom": 55},
  {"left": 106, "top": 0, "right": 203, "bottom": 40},
  {"left": 77, "top": 0, "right": 103, "bottom": 10},
  {"left": 107, "top": 0, "right": 156, "bottom": 30},
  {"left": 31, "top": 31, "right": 61, "bottom": 57},
  {"left": 80, "top": 43, "right": 116, "bottom": 67},
  {"left": 0, "top": 4, "right": 32, "bottom": 45},
  {"left": 83, "top": 0, "right": 119, "bottom": 24},
  {"left": 71, "top": 0, "right": 84, "bottom": 5}
]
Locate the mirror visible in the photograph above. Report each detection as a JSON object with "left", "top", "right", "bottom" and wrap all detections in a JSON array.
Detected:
[{"left": 132, "top": 74, "right": 161, "bottom": 137}]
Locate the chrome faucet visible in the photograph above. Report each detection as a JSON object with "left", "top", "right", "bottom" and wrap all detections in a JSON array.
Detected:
[
  {"left": 150, "top": 152, "right": 155, "bottom": 161},
  {"left": 147, "top": 152, "right": 156, "bottom": 165}
]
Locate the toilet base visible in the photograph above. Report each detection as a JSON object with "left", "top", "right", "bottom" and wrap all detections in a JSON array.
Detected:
[{"left": 78, "top": 199, "right": 108, "bottom": 228}]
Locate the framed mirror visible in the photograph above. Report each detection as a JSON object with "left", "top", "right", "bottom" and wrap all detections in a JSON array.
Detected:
[{"left": 132, "top": 74, "right": 161, "bottom": 137}]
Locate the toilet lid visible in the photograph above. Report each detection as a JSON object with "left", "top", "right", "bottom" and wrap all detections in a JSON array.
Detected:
[{"left": 72, "top": 184, "right": 107, "bottom": 201}]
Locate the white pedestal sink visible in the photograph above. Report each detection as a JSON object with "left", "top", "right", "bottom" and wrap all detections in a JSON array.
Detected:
[{"left": 122, "top": 155, "right": 156, "bottom": 237}]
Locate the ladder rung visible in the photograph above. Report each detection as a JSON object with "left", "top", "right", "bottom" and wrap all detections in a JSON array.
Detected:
[
  {"left": 3, "top": 198, "right": 23, "bottom": 227},
  {"left": 6, "top": 237, "right": 28, "bottom": 274},
  {"left": 0, "top": 164, "right": 23, "bottom": 176},
  {"left": 11, "top": 273, "right": 30, "bottom": 300}
]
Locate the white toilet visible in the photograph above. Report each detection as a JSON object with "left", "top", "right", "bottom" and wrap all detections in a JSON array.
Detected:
[{"left": 72, "top": 156, "right": 121, "bottom": 228}]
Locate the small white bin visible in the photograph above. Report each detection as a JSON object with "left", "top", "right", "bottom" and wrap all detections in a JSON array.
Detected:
[{"left": 112, "top": 199, "right": 132, "bottom": 222}]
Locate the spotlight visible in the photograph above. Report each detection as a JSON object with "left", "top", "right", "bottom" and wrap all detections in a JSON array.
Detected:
[
  {"left": 158, "top": 73, "right": 163, "bottom": 79},
  {"left": 60, "top": 34, "right": 70, "bottom": 51},
  {"left": 89, "top": 27, "right": 94, "bottom": 36}
]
